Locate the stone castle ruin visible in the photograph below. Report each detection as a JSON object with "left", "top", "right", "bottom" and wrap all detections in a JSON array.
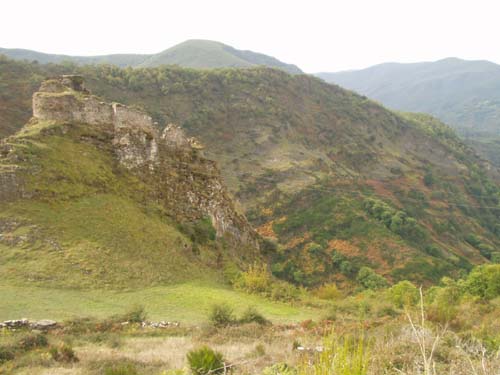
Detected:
[{"left": 10, "top": 75, "right": 259, "bottom": 249}]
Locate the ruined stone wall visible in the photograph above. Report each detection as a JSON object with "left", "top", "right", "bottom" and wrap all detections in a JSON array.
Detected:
[
  {"left": 33, "top": 93, "right": 114, "bottom": 126},
  {"left": 29, "top": 76, "right": 259, "bottom": 248}
]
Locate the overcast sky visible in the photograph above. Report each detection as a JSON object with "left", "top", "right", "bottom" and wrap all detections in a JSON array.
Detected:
[{"left": 1, "top": 0, "right": 499, "bottom": 72}]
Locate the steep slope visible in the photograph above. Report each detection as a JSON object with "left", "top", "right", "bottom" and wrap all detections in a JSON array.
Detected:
[
  {"left": 0, "top": 40, "right": 301, "bottom": 73},
  {"left": 0, "top": 76, "right": 259, "bottom": 289},
  {"left": 75, "top": 66, "right": 500, "bottom": 286},
  {"left": 316, "top": 58, "right": 500, "bottom": 165},
  {"left": 1, "top": 60, "right": 499, "bottom": 287}
]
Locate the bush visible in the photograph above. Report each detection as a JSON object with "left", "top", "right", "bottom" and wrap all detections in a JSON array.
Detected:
[
  {"left": 187, "top": 346, "right": 225, "bottom": 375},
  {"left": 314, "top": 283, "right": 342, "bottom": 300},
  {"left": 49, "top": 343, "right": 78, "bottom": 363},
  {"left": 120, "top": 304, "right": 147, "bottom": 323},
  {"left": 0, "top": 346, "right": 14, "bottom": 363},
  {"left": 16, "top": 333, "right": 48, "bottom": 351},
  {"left": 238, "top": 262, "right": 272, "bottom": 294},
  {"left": 209, "top": 303, "right": 235, "bottom": 327},
  {"left": 464, "top": 265, "right": 500, "bottom": 299},
  {"left": 389, "top": 280, "right": 419, "bottom": 308},
  {"left": 356, "top": 267, "right": 388, "bottom": 290},
  {"left": 239, "top": 306, "right": 269, "bottom": 325},
  {"left": 262, "top": 363, "right": 297, "bottom": 375},
  {"left": 104, "top": 363, "right": 138, "bottom": 375},
  {"left": 270, "top": 280, "right": 300, "bottom": 302}
]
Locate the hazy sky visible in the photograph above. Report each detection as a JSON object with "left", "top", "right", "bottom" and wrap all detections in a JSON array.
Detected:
[{"left": 1, "top": 0, "right": 499, "bottom": 72}]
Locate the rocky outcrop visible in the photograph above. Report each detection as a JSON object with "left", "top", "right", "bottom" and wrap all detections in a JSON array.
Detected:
[{"left": 29, "top": 76, "right": 259, "bottom": 248}]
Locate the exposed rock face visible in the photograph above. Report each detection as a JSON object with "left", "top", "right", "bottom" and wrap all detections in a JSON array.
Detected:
[{"left": 30, "top": 76, "right": 258, "bottom": 248}]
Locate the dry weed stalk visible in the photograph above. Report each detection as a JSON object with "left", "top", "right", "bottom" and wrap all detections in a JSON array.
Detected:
[{"left": 403, "top": 287, "right": 447, "bottom": 375}]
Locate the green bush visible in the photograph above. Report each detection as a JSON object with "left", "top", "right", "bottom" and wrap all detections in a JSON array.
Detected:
[
  {"left": 464, "top": 265, "right": 500, "bottom": 299},
  {"left": 187, "top": 346, "right": 225, "bottom": 375},
  {"left": 356, "top": 267, "right": 388, "bottom": 290},
  {"left": 104, "top": 363, "right": 138, "bottom": 375},
  {"left": 239, "top": 306, "right": 269, "bottom": 325},
  {"left": 314, "top": 283, "right": 342, "bottom": 300},
  {"left": 262, "top": 363, "right": 297, "bottom": 375},
  {"left": 238, "top": 262, "right": 272, "bottom": 294},
  {"left": 389, "top": 280, "right": 419, "bottom": 308},
  {"left": 120, "top": 304, "right": 147, "bottom": 323},
  {"left": 209, "top": 303, "right": 235, "bottom": 327},
  {"left": 270, "top": 280, "right": 300, "bottom": 302}
]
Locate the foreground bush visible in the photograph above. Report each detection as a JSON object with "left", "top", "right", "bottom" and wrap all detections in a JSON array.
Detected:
[{"left": 187, "top": 346, "right": 225, "bottom": 375}]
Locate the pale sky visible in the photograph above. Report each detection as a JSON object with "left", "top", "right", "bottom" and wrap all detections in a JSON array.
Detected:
[{"left": 1, "top": 0, "right": 499, "bottom": 72}]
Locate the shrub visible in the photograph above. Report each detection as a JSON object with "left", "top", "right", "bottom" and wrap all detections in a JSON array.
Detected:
[
  {"left": 16, "top": 333, "right": 48, "bottom": 351},
  {"left": 0, "top": 346, "right": 14, "bottom": 363},
  {"left": 209, "top": 303, "right": 235, "bottom": 327},
  {"left": 239, "top": 306, "right": 269, "bottom": 325},
  {"left": 464, "top": 264, "right": 500, "bottom": 299},
  {"left": 314, "top": 283, "right": 342, "bottom": 300},
  {"left": 238, "top": 262, "right": 272, "bottom": 294},
  {"left": 120, "top": 304, "right": 147, "bottom": 323},
  {"left": 389, "top": 280, "right": 419, "bottom": 308},
  {"left": 262, "top": 363, "right": 297, "bottom": 375},
  {"left": 356, "top": 267, "right": 388, "bottom": 290},
  {"left": 187, "top": 346, "right": 225, "bottom": 375},
  {"left": 270, "top": 280, "right": 300, "bottom": 302},
  {"left": 104, "top": 363, "right": 138, "bottom": 375},
  {"left": 49, "top": 343, "right": 78, "bottom": 363}
]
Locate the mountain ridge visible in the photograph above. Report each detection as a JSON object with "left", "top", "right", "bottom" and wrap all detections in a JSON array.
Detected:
[{"left": 0, "top": 39, "right": 302, "bottom": 74}]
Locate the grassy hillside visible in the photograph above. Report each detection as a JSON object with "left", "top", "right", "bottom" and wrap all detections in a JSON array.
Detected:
[
  {"left": 0, "top": 116, "right": 248, "bottom": 289},
  {"left": 1, "top": 59, "right": 499, "bottom": 288}
]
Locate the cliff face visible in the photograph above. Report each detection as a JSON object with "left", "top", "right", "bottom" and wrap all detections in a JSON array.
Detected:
[{"left": 4, "top": 75, "right": 259, "bottom": 250}]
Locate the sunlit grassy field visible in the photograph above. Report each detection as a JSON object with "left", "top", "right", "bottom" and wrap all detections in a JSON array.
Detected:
[{"left": 0, "top": 282, "right": 320, "bottom": 323}]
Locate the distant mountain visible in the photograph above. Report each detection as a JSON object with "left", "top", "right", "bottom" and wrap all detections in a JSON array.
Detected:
[
  {"left": 138, "top": 40, "right": 302, "bottom": 74},
  {"left": 0, "top": 47, "right": 148, "bottom": 67},
  {"left": 0, "top": 40, "right": 302, "bottom": 74},
  {"left": 317, "top": 58, "right": 500, "bottom": 133},
  {"left": 316, "top": 58, "right": 500, "bottom": 165}
]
